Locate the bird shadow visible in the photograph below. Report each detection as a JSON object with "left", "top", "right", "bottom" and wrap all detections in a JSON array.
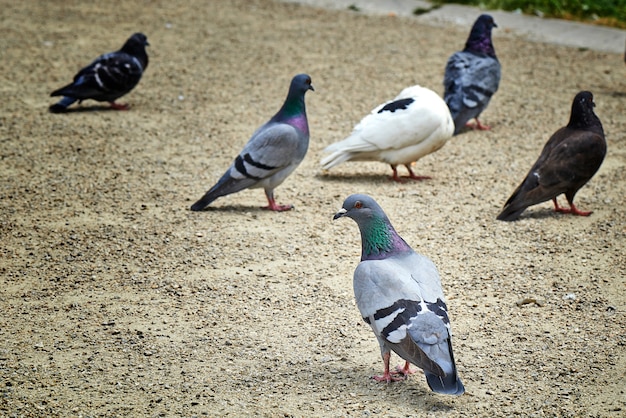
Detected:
[
  {"left": 48, "top": 105, "right": 124, "bottom": 114},
  {"left": 514, "top": 208, "right": 570, "bottom": 221},
  {"left": 188, "top": 204, "right": 288, "bottom": 213},
  {"left": 317, "top": 172, "right": 428, "bottom": 184}
]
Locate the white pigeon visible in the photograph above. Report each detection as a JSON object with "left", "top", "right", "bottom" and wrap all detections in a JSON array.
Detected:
[
  {"left": 321, "top": 85, "right": 454, "bottom": 182},
  {"left": 333, "top": 194, "right": 464, "bottom": 395}
]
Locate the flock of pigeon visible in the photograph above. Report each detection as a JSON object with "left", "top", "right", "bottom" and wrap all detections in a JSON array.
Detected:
[{"left": 49, "top": 14, "right": 608, "bottom": 396}]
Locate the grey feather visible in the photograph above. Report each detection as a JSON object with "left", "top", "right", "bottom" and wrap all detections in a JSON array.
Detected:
[
  {"left": 444, "top": 14, "right": 500, "bottom": 135},
  {"left": 190, "top": 74, "right": 314, "bottom": 212},
  {"left": 334, "top": 194, "right": 464, "bottom": 395}
]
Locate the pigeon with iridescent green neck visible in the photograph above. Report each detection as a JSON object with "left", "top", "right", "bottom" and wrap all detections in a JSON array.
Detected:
[
  {"left": 333, "top": 194, "right": 464, "bottom": 395},
  {"left": 191, "top": 74, "right": 314, "bottom": 211}
]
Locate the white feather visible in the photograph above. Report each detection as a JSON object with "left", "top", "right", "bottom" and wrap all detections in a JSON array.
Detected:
[{"left": 321, "top": 85, "right": 454, "bottom": 170}]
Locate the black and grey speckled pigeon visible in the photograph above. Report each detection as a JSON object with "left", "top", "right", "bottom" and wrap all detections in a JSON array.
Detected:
[
  {"left": 49, "top": 33, "right": 149, "bottom": 113},
  {"left": 190, "top": 74, "right": 314, "bottom": 212},
  {"left": 321, "top": 85, "right": 454, "bottom": 182},
  {"left": 334, "top": 194, "right": 464, "bottom": 395},
  {"left": 444, "top": 15, "right": 500, "bottom": 135},
  {"left": 497, "top": 91, "right": 606, "bottom": 221}
]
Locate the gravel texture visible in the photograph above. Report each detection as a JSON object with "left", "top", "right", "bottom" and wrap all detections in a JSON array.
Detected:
[{"left": 1, "top": 0, "right": 625, "bottom": 416}]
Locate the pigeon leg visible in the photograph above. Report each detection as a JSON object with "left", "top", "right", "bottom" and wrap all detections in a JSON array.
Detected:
[
  {"left": 390, "top": 165, "right": 404, "bottom": 183},
  {"left": 466, "top": 118, "right": 491, "bottom": 131},
  {"left": 404, "top": 164, "right": 432, "bottom": 181},
  {"left": 109, "top": 101, "right": 131, "bottom": 110},
  {"left": 264, "top": 190, "right": 293, "bottom": 212},
  {"left": 372, "top": 352, "right": 405, "bottom": 383},
  {"left": 394, "top": 361, "right": 417, "bottom": 376},
  {"left": 553, "top": 198, "right": 592, "bottom": 216}
]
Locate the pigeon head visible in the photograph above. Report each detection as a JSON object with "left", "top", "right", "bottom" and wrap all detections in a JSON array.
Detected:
[
  {"left": 465, "top": 14, "right": 497, "bottom": 58},
  {"left": 334, "top": 194, "right": 412, "bottom": 261},
  {"left": 120, "top": 33, "right": 150, "bottom": 68},
  {"left": 568, "top": 91, "right": 603, "bottom": 134},
  {"left": 122, "top": 33, "right": 149, "bottom": 51},
  {"left": 283, "top": 74, "right": 314, "bottom": 110},
  {"left": 273, "top": 73, "right": 314, "bottom": 130}
]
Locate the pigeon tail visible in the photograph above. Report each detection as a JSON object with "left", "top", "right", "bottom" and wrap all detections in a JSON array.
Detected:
[
  {"left": 425, "top": 371, "right": 465, "bottom": 395},
  {"left": 496, "top": 184, "right": 530, "bottom": 221},
  {"left": 425, "top": 334, "right": 465, "bottom": 395},
  {"left": 496, "top": 204, "right": 528, "bottom": 222},
  {"left": 320, "top": 149, "right": 354, "bottom": 170},
  {"left": 49, "top": 96, "right": 78, "bottom": 113},
  {"left": 190, "top": 169, "right": 258, "bottom": 211},
  {"left": 190, "top": 193, "right": 218, "bottom": 211}
]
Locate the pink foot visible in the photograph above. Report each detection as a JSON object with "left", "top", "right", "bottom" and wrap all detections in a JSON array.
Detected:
[
  {"left": 390, "top": 166, "right": 431, "bottom": 182},
  {"left": 263, "top": 203, "right": 294, "bottom": 212},
  {"left": 264, "top": 196, "right": 293, "bottom": 211},
  {"left": 552, "top": 198, "right": 592, "bottom": 216},
  {"left": 372, "top": 372, "right": 405, "bottom": 383},
  {"left": 466, "top": 118, "right": 491, "bottom": 131},
  {"left": 109, "top": 102, "right": 130, "bottom": 110},
  {"left": 372, "top": 352, "right": 406, "bottom": 383},
  {"left": 405, "top": 165, "right": 431, "bottom": 181},
  {"left": 391, "top": 166, "right": 405, "bottom": 183},
  {"left": 395, "top": 361, "right": 416, "bottom": 376}
]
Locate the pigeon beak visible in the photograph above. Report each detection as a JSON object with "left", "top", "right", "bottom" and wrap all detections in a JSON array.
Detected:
[
  {"left": 309, "top": 84, "right": 315, "bottom": 92},
  {"left": 333, "top": 208, "right": 347, "bottom": 220}
]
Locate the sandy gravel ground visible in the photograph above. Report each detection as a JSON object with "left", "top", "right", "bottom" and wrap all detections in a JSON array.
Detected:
[{"left": 1, "top": 0, "right": 625, "bottom": 416}]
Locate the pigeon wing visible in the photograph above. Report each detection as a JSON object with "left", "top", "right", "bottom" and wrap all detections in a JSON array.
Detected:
[
  {"left": 497, "top": 127, "right": 606, "bottom": 220},
  {"left": 190, "top": 123, "right": 301, "bottom": 209},
  {"left": 51, "top": 52, "right": 144, "bottom": 100},
  {"left": 321, "top": 87, "right": 452, "bottom": 168},
  {"left": 354, "top": 254, "right": 452, "bottom": 378}
]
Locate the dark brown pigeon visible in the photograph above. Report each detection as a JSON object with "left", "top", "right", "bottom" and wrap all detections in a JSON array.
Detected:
[{"left": 497, "top": 91, "right": 606, "bottom": 222}]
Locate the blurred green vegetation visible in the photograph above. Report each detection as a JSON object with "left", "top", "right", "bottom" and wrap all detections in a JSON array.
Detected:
[{"left": 430, "top": 1, "right": 626, "bottom": 28}]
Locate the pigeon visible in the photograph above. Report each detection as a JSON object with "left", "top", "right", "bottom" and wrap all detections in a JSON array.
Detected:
[
  {"left": 320, "top": 85, "right": 454, "bottom": 182},
  {"left": 497, "top": 91, "right": 606, "bottom": 222},
  {"left": 444, "top": 14, "right": 501, "bottom": 135},
  {"left": 333, "top": 194, "right": 464, "bottom": 395},
  {"left": 190, "top": 74, "right": 314, "bottom": 212},
  {"left": 49, "top": 32, "right": 149, "bottom": 113}
]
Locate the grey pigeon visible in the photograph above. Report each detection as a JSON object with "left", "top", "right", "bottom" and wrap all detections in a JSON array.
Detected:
[
  {"left": 50, "top": 33, "right": 149, "bottom": 113},
  {"left": 190, "top": 74, "right": 314, "bottom": 212},
  {"left": 321, "top": 85, "right": 454, "bottom": 182},
  {"left": 497, "top": 91, "right": 606, "bottom": 221},
  {"left": 334, "top": 194, "right": 464, "bottom": 395},
  {"left": 444, "top": 14, "right": 500, "bottom": 135}
]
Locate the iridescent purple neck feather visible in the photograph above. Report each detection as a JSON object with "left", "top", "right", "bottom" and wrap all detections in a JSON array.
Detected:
[{"left": 464, "top": 14, "right": 497, "bottom": 59}]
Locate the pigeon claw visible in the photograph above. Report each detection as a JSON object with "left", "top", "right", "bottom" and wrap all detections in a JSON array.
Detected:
[
  {"left": 466, "top": 119, "right": 491, "bottom": 131},
  {"left": 395, "top": 361, "right": 417, "bottom": 376},
  {"left": 371, "top": 372, "right": 406, "bottom": 383},
  {"left": 109, "top": 102, "right": 131, "bottom": 110},
  {"left": 264, "top": 202, "right": 294, "bottom": 212},
  {"left": 373, "top": 352, "right": 408, "bottom": 382},
  {"left": 390, "top": 165, "right": 431, "bottom": 182},
  {"left": 552, "top": 198, "right": 592, "bottom": 216}
]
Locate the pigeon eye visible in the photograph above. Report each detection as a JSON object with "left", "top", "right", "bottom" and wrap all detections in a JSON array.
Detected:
[{"left": 354, "top": 201, "right": 363, "bottom": 209}]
